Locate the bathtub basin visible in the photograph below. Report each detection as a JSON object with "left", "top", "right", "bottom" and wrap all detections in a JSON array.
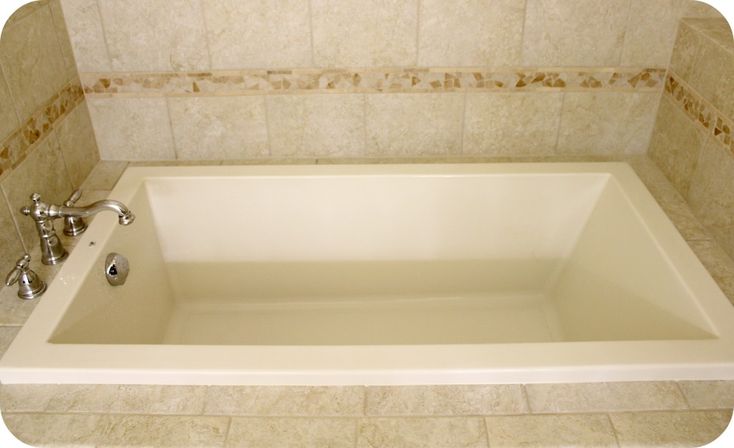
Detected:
[{"left": 2, "top": 163, "right": 734, "bottom": 385}]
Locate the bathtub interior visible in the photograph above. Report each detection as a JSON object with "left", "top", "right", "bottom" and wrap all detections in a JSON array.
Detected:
[{"left": 48, "top": 170, "right": 715, "bottom": 346}]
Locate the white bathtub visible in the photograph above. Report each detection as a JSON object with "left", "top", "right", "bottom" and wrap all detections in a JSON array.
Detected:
[{"left": 2, "top": 163, "right": 734, "bottom": 385}]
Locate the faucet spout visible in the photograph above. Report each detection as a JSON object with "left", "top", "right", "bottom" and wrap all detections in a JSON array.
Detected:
[{"left": 54, "top": 200, "right": 136, "bottom": 226}]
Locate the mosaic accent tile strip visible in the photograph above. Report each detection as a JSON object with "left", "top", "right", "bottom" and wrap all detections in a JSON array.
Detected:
[
  {"left": 80, "top": 68, "right": 666, "bottom": 96},
  {"left": 666, "top": 72, "right": 734, "bottom": 156},
  {"left": 0, "top": 82, "right": 85, "bottom": 177}
]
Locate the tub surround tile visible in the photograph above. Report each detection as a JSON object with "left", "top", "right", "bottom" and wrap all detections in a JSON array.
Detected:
[
  {"left": 522, "top": 0, "right": 630, "bottom": 67},
  {"left": 679, "top": 381, "right": 734, "bottom": 409},
  {"left": 59, "top": 0, "right": 111, "bottom": 72},
  {"left": 0, "top": 135, "right": 74, "bottom": 249},
  {"left": 3, "top": 412, "right": 105, "bottom": 447},
  {"left": 311, "top": 0, "right": 418, "bottom": 67},
  {"left": 80, "top": 161, "right": 128, "bottom": 191},
  {"left": 610, "top": 410, "right": 732, "bottom": 447},
  {"left": 87, "top": 97, "right": 176, "bottom": 161},
  {"left": 525, "top": 382, "right": 688, "bottom": 413},
  {"left": 97, "top": 0, "right": 209, "bottom": 72},
  {"left": 365, "top": 385, "right": 527, "bottom": 416},
  {"left": 688, "top": 240, "right": 734, "bottom": 302},
  {"left": 621, "top": 0, "right": 687, "bottom": 67},
  {"left": 418, "top": 0, "right": 524, "bottom": 68},
  {"left": 557, "top": 92, "right": 660, "bottom": 155},
  {"left": 169, "top": 96, "right": 269, "bottom": 160},
  {"left": 0, "top": 71, "right": 20, "bottom": 143},
  {"left": 203, "top": 0, "right": 311, "bottom": 69},
  {"left": 356, "top": 417, "right": 487, "bottom": 448},
  {"left": 48, "top": 0, "right": 78, "bottom": 85},
  {"left": 227, "top": 418, "right": 355, "bottom": 448},
  {"left": 0, "top": 4, "right": 68, "bottom": 120},
  {"left": 649, "top": 96, "right": 707, "bottom": 197},
  {"left": 463, "top": 92, "right": 563, "bottom": 155},
  {"left": 55, "top": 102, "right": 100, "bottom": 189},
  {"left": 0, "top": 279, "right": 40, "bottom": 326},
  {"left": 79, "top": 68, "right": 666, "bottom": 97},
  {"left": 100, "top": 414, "right": 229, "bottom": 447},
  {"left": 365, "top": 93, "right": 464, "bottom": 156},
  {"left": 266, "top": 94, "right": 365, "bottom": 158},
  {"left": 684, "top": 1, "right": 726, "bottom": 18},
  {"left": 485, "top": 414, "right": 618, "bottom": 448},
  {"left": 204, "top": 386, "right": 365, "bottom": 416},
  {"left": 0, "top": 195, "right": 24, "bottom": 281},
  {"left": 687, "top": 137, "right": 734, "bottom": 258},
  {"left": 0, "top": 326, "right": 19, "bottom": 358}
]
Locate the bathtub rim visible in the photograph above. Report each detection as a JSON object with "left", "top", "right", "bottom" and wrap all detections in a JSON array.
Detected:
[{"left": 2, "top": 161, "right": 734, "bottom": 385}]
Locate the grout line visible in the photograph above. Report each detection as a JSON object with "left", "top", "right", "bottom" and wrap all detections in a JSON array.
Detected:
[
  {"left": 93, "top": 0, "right": 114, "bottom": 71},
  {"left": 521, "top": 385, "right": 533, "bottom": 414},
  {"left": 606, "top": 413, "right": 623, "bottom": 448},
  {"left": 222, "top": 416, "right": 233, "bottom": 445},
  {"left": 163, "top": 97, "right": 179, "bottom": 161},
  {"left": 307, "top": 0, "right": 316, "bottom": 67},
  {"left": 352, "top": 417, "right": 359, "bottom": 448},
  {"left": 0, "top": 170, "right": 29, "bottom": 253},
  {"left": 197, "top": 0, "right": 215, "bottom": 71},
  {"left": 414, "top": 0, "right": 422, "bottom": 67},
  {"left": 618, "top": 0, "right": 636, "bottom": 67},
  {"left": 552, "top": 91, "right": 566, "bottom": 155},
  {"left": 481, "top": 415, "right": 491, "bottom": 448},
  {"left": 459, "top": 90, "right": 468, "bottom": 155},
  {"left": 518, "top": 0, "right": 529, "bottom": 65},
  {"left": 361, "top": 94, "right": 368, "bottom": 157},
  {"left": 264, "top": 96, "right": 274, "bottom": 157},
  {"left": 675, "top": 381, "right": 693, "bottom": 410}
]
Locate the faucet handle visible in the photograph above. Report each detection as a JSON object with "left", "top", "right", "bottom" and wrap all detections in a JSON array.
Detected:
[
  {"left": 65, "top": 189, "right": 82, "bottom": 207},
  {"left": 63, "top": 189, "right": 88, "bottom": 236},
  {"left": 5, "top": 254, "right": 46, "bottom": 300}
]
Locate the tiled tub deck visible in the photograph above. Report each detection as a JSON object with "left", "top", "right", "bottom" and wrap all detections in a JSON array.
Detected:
[{"left": 1, "top": 157, "right": 734, "bottom": 447}]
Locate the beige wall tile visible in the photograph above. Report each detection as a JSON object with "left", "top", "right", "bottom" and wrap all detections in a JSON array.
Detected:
[
  {"left": 59, "top": 0, "right": 111, "bottom": 72},
  {"left": 610, "top": 410, "right": 732, "bottom": 447},
  {"left": 0, "top": 137, "right": 74, "bottom": 249},
  {"left": 418, "top": 0, "right": 524, "bottom": 67},
  {"left": 55, "top": 102, "right": 100, "bottom": 188},
  {"left": 0, "top": 5, "right": 68, "bottom": 119},
  {"left": 485, "top": 414, "right": 618, "bottom": 448},
  {"left": 204, "top": 386, "right": 364, "bottom": 416},
  {"left": 684, "top": 0, "right": 726, "bottom": 18},
  {"left": 80, "top": 161, "right": 128, "bottom": 190},
  {"left": 3, "top": 413, "right": 105, "bottom": 447},
  {"left": 365, "top": 385, "right": 527, "bottom": 416},
  {"left": 365, "top": 93, "right": 463, "bottom": 156},
  {"left": 169, "top": 96, "right": 269, "bottom": 160},
  {"left": 689, "top": 239, "right": 734, "bottom": 302},
  {"left": 267, "top": 94, "right": 365, "bottom": 157},
  {"left": 312, "top": 0, "right": 418, "bottom": 67},
  {"left": 1, "top": 385, "right": 57, "bottom": 413},
  {"left": 97, "top": 0, "right": 209, "bottom": 72},
  {"left": 679, "top": 381, "right": 734, "bottom": 409},
  {"left": 463, "top": 92, "right": 563, "bottom": 156},
  {"left": 203, "top": 0, "right": 311, "bottom": 69},
  {"left": 649, "top": 96, "right": 707, "bottom": 196},
  {"left": 0, "top": 69, "right": 19, "bottom": 142},
  {"left": 0, "top": 326, "right": 19, "bottom": 358},
  {"left": 621, "top": 0, "right": 685, "bottom": 66},
  {"left": 100, "top": 414, "right": 228, "bottom": 447},
  {"left": 688, "top": 138, "right": 734, "bottom": 258},
  {"left": 0, "top": 194, "right": 24, "bottom": 279},
  {"left": 522, "top": 0, "right": 630, "bottom": 66},
  {"left": 357, "top": 418, "right": 487, "bottom": 448},
  {"left": 227, "top": 418, "right": 355, "bottom": 448},
  {"left": 671, "top": 20, "right": 734, "bottom": 119},
  {"left": 557, "top": 92, "right": 660, "bottom": 155},
  {"left": 87, "top": 97, "right": 176, "bottom": 161},
  {"left": 48, "top": 0, "right": 78, "bottom": 84},
  {"left": 525, "top": 382, "right": 688, "bottom": 413}
]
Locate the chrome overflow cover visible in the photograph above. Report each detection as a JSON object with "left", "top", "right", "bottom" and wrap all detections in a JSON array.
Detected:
[{"left": 105, "top": 253, "right": 129, "bottom": 286}]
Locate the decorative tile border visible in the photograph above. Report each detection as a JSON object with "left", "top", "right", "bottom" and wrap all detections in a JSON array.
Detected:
[
  {"left": 0, "top": 82, "right": 85, "bottom": 177},
  {"left": 80, "top": 67, "right": 666, "bottom": 96},
  {"left": 665, "top": 72, "right": 734, "bottom": 155}
]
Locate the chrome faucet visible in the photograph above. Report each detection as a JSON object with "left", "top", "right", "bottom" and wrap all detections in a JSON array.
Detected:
[{"left": 21, "top": 192, "right": 136, "bottom": 265}]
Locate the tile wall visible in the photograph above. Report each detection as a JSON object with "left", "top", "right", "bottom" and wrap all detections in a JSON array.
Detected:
[
  {"left": 0, "top": 0, "right": 99, "bottom": 279},
  {"left": 649, "top": 16, "right": 734, "bottom": 259},
  {"left": 60, "top": 0, "right": 720, "bottom": 162}
]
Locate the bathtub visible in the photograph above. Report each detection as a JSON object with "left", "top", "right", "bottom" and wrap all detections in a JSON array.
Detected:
[{"left": 2, "top": 163, "right": 734, "bottom": 385}]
